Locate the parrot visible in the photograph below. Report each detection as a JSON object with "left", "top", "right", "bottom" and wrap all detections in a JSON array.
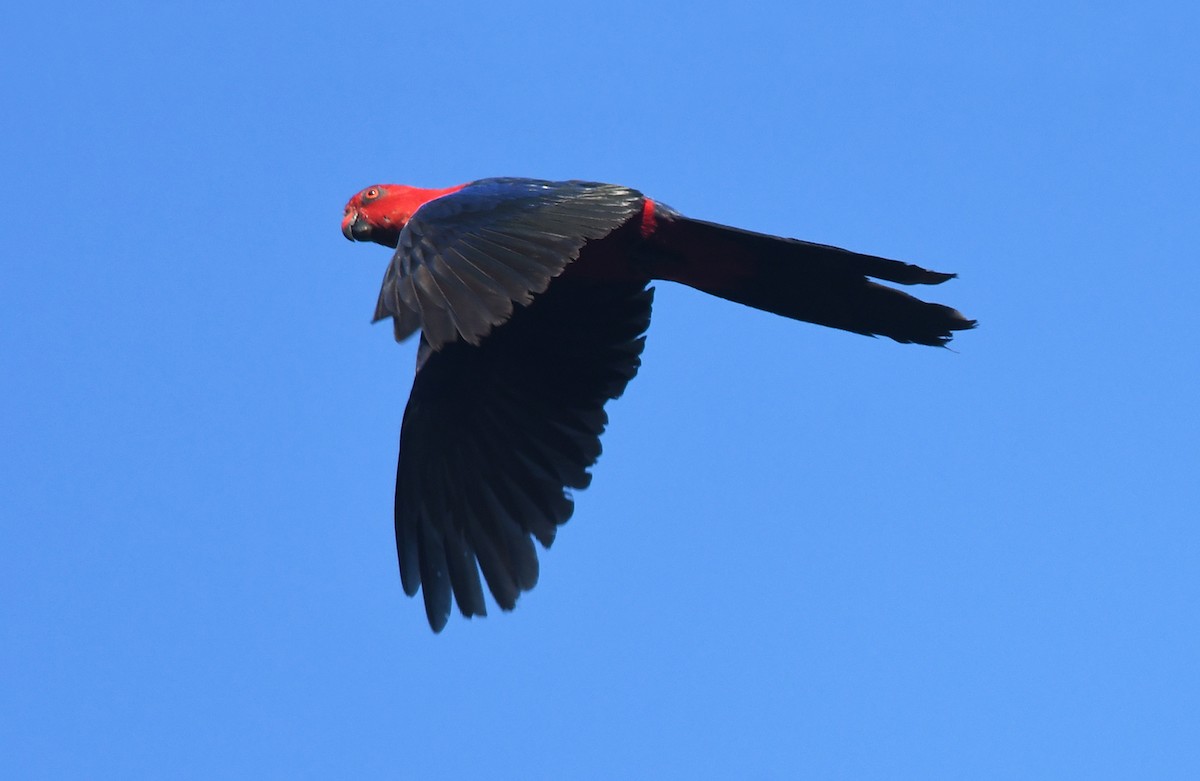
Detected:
[{"left": 341, "top": 177, "right": 974, "bottom": 632}]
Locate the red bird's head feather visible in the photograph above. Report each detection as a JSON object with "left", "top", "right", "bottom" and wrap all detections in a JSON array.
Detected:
[{"left": 342, "top": 183, "right": 464, "bottom": 248}]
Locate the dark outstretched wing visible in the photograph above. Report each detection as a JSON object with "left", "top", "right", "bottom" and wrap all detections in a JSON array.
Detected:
[
  {"left": 374, "top": 178, "right": 644, "bottom": 349},
  {"left": 395, "top": 277, "right": 654, "bottom": 632}
]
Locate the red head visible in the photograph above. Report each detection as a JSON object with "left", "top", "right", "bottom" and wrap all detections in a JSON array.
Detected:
[{"left": 341, "top": 183, "right": 465, "bottom": 248}]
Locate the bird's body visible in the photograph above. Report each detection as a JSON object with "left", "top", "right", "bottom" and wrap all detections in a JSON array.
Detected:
[{"left": 342, "top": 178, "right": 974, "bottom": 631}]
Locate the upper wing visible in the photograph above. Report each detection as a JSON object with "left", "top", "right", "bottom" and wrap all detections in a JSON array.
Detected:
[
  {"left": 375, "top": 178, "right": 644, "bottom": 349},
  {"left": 394, "top": 277, "right": 654, "bottom": 632}
]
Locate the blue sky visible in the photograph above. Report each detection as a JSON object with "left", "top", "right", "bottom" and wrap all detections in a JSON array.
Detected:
[{"left": 4, "top": 1, "right": 1198, "bottom": 778}]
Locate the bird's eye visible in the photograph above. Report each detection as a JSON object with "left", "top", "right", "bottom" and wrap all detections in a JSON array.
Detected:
[{"left": 362, "top": 186, "right": 383, "bottom": 203}]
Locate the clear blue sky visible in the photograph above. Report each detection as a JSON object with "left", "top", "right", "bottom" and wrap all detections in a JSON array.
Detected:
[{"left": 4, "top": 1, "right": 1198, "bottom": 778}]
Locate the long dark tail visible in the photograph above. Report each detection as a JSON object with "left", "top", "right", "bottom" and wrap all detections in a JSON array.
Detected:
[{"left": 646, "top": 215, "right": 975, "bottom": 346}]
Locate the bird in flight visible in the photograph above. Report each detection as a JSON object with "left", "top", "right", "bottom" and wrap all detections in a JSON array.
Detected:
[{"left": 342, "top": 178, "right": 974, "bottom": 631}]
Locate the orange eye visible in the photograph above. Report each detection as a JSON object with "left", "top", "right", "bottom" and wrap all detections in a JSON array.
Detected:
[{"left": 362, "top": 186, "right": 383, "bottom": 203}]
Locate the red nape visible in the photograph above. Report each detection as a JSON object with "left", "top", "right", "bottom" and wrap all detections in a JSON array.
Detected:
[{"left": 387, "top": 184, "right": 468, "bottom": 221}]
